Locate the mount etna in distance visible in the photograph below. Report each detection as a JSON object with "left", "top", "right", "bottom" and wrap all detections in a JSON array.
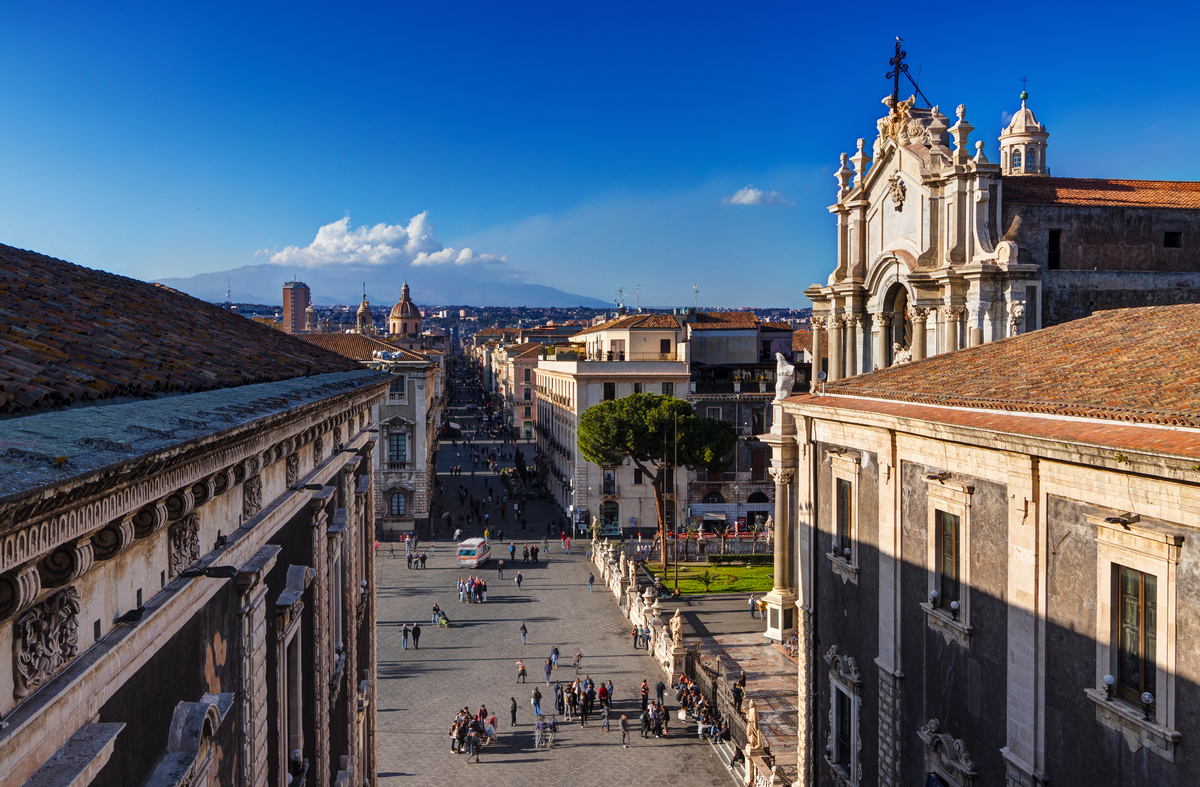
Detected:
[{"left": 156, "top": 262, "right": 609, "bottom": 308}]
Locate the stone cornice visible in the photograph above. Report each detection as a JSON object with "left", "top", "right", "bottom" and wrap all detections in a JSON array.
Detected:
[{"left": 0, "top": 380, "right": 386, "bottom": 578}]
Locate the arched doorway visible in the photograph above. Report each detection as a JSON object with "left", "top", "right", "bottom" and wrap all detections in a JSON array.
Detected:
[{"left": 703, "top": 491, "right": 726, "bottom": 504}]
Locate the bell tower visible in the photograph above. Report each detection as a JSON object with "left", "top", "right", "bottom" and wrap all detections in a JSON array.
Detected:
[{"left": 999, "top": 88, "right": 1049, "bottom": 176}]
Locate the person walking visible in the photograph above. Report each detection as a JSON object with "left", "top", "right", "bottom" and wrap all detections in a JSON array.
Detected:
[
  {"left": 531, "top": 687, "right": 543, "bottom": 716},
  {"left": 551, "top": 646, "right": 559, "bottom": 669},
  {"left": 516, "top": 660, "right": 527, "bottom": 683},
  {"left": 631, "top": 626, "right": 639, "bottom": 650},
  {"left": 588, "top": 573, "right": 594, "bottom": 592},
  {"left": 519, "top": 621, "right": 528, "bottom": 646},
  {"left": 510, "top": 696, "right": 518, "bottom": 727},
  {"left": 419, "top": 552, "right": 427, "bottom": 568},
  {"left": 412, "top": 623, "right": 421, "bottom": 649},
  {"left": 509, "top": 542, "right": 516, "bottom": 561},
  {"left": 401, "top": 623, "right": 410, "bottom": 650},
  {"left": 497, "top": 559, "right": 504, "bottom": 579},
  {"left": 543, "top": 658, "right": 553, "bottom": 685},
  {"left": 748, "top": 594, "right": 757, "bottom": 619},
  {"left": 522, "top": 544, "right": 529, "bottom": 564},
  {"left": 655, "top": 679, "right": 666, "bottom": 706},
  {"left": 640, "top": 680, "right": 649, "bottom": 711},
  {"left": 620, "top": 713, "right": 631, "bottom": 747},
  {"left": 515, "top": 572, "right": 523, "bottom": 590}
]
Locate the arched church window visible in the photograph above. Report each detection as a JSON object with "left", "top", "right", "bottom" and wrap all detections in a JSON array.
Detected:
[
  {"left": 390, "top": 492, "right": 407, "bottom": 517},
  {"left": 1027, "top": 148, "right": 1038, "bottom": 172},
  {"left": 1012, "top": 148, "right": 1023, "bottom": 171}
]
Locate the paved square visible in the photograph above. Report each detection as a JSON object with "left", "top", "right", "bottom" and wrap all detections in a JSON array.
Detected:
[{"left": 374, "top": 407, "right": 732, "bottom": 785}]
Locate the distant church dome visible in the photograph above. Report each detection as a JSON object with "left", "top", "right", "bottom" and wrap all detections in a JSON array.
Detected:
[{"left": 390, "top": 281, "right": 420, "bottom": 319}]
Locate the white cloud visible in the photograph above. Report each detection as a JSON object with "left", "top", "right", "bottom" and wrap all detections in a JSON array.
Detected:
[
  {"left": 721, "top": 186, "right": 794, "bottom": 206},
  {"left": 261, "top": 212, "right": 508, "bottom": 268}
]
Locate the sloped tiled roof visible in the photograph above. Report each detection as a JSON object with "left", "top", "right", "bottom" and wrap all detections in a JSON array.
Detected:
[
  {"left": 571, "top": 314, "right": 681, "bottom": 337},
  {"left": 688, "top": 311, "right": 760, "bottom": 331},
  {"left": 1003, "top": 176, "right": 1200, "bottom": 209},
  {"left": 819, "top": 304, "right": 1200, "bottom": 427},
  {"left": 761, "top": 321, "right": 793, "bottom": 331},
  {"left": 792, "top": 330, "right": 813, "bottom": 353},
  {"left": 505, "top": 342, "right": 544, "bottom": 359},
  {"left": 0, "top": 244, "right": 360, "bottom": 416},
  {"left": 297, "top": 333, "right": 428, "bottom": 363}
]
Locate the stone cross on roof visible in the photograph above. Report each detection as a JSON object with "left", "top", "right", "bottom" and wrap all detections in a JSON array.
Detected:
[{"left": 886, "top": 38, "right": 908, "bottom": 108}]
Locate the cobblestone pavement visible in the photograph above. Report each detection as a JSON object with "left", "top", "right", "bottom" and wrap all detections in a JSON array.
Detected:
[{"left": 374, "top": 400, "right": 732, "bottom": 785}]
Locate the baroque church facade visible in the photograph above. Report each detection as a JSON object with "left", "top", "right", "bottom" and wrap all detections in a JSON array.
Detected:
[{"left": 807, "top": 89, "right": 1200, "bottom": 381}]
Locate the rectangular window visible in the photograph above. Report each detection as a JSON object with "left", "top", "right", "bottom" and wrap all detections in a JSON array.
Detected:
[
  {"left": 751, "top": 407, "right": 765, "bottom": 435},
  {"left": 751, "top": 450, "right": 766, "bottom": 482},
  {"left": 659, "top": 338, "right": 671, "bottom": 355},
  {"left": 603, "top": 469, "right": 616, "bottom": 495},
  {"left": 836, "top": 688, "right": 852, "bottom": 769},
  {"left": 524, "top": 367, "right": 531, "bottom": 382},
  {"left": 523, "top": 406, "right": 531, "bottom": 418},
  {"left": 1164, "top": 231, "right": 1183, "bottom": 248},
  {"left": 388, "top": 433, "right": 407, "bottom": 463},
  {"left": 634, "top": 382, "right": 642, "bottom": 394},
  {"left": 662, "top": 382, "right": 674, "bottom": 397},
  {"left": 389, "top": 375, "right": 407, "bottom": 397},
  {"left": 633, "top": 469, "right": 643, "bottom": 485},
  {"left": 603, "top": 382, "right": 616, "bottom": 401},
  {"left": 936, "top": 510, "right": 960, "bottom": 608},
  {"left": 523, "top": 387, "right": 532, "bottom": 401},
  {"left": 1117, "top": 565, "right": 1157, "bottom": 703},
  {"left": 707, "top": 407, "right": 722, "bottom": 420},
  {"left": 663, "top": 470, "right": 674, "bottom": 494},
  {"left": 836, "top": 478, "right": 852, "bottom": 555},
  {"left": 1048, "top": 229, "right": 1062, "bottom": 270}
]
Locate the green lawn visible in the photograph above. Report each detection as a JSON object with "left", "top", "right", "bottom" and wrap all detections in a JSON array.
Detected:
[{"left": 644, "top": 563, "right": 774, "bottom": 595}]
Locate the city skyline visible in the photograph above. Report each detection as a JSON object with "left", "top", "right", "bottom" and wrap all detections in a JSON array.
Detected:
[{"left": 3, "top": 2, "right": 1199, "bottom": 307}]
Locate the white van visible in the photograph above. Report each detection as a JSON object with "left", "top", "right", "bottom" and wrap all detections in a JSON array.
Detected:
[{"left": 456, "top": 538, "right": 491, "bottom": 568}]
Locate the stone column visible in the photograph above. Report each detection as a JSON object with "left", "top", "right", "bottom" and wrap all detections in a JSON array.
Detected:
[
  {"left": 827, "top": 316, "right": 843, "bottom": 382},
  {"left": 966, "top": 301, "right": 989, "bottom": 347},
  {"left": 760, "top": 405, "right": 798, "bottom": 643},
  {"left": 308, "top": 487, "right": 335, "bottom": 785},
  {"left": 910, "top": 308, "right": 929, "bottom": 361},
  {"left": 809, "top": 317, "right": 825, "bottom": 390},
  {"left": 237, "top": 546, "right": 281, "bottom": 787},
  {"left": 871, "top": 312, "right": 892, "bottom": 371},
  {"left": 844, "top": 315, "right": 861, "bottom": 377},
  {"left": 942, "top": 305, "right": 964, "bottom": 353}
]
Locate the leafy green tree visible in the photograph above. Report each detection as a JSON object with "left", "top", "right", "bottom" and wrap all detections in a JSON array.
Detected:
[{"left": 578, "top": 393, "right": 737, "bottom": 569}]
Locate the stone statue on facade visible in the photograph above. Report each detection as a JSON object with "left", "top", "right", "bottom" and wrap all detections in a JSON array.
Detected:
[
  {"left": 891, "top": 343, "right": 912, "bottom": 366},
  {"left": 670, "top": 608, "right": 684, "bottom": 646},
  {"left": 774, "top": 353, "right": 795, "bottom": 401}
]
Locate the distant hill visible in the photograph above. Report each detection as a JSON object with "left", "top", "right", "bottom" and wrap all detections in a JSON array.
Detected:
[{"left": 156, "top": 262, "right": 610, "bottom": 308}]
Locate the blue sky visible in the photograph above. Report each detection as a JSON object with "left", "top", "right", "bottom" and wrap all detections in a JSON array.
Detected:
[{"left": 2, "top": 1, "right": 1199, "bottom": 307}]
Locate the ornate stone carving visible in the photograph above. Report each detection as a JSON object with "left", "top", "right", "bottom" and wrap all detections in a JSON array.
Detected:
[
  {"left": 873, "top": 311, "right": 893, "bottom": 325},
  {"left": 333, "top": 425, "right": 342, "bottom": 448},
  {"left": 313, "top": 436, "right": 324, "bottom": 466},
  {"left": 774, "top": 353, "right": 796, "bottom": 401},
  {"left": 746, "top": 699, "right": 763, "bottom": 750},
  {"left": 811, "top": 316, "right": 827, "bottom": 331},
  {"left": 767, "top": 467, "right": 794, "bottom": 486},
  {"left": 891, "top": 343, "right": 912, "bottom": 366},
  {"left": 359, "top": 411, "right": 367, "bottom": 431},
  {"left": 670, "top": 608, "right": 684, "bottom": 646},
  {"left": 917, "top": 718, "right": 977, "bottom": 784},
  {"left": 133, "top": 502, "right": 169, "bottom": 539},
  {"left": 243, "top": 475, "right": 263, "bottom": 520},
  {"left": 166, "top": 488, "right": 195, "bottom": 522},
  {"left": 824, "top": 643, "right": 862, "bottom": 684},
  {"left": 13, "top": 586, "right": 81, "bottom": 699},
  {"left": 92, "top": 517, "right": 134, "bottom": 561},
  {"left": 1009, "top": 300, "right": 1026, "bottom": 329},
  {"left": 287, "top": 453, "right": 300, "bottom": 487},
  {"left": 940, "top": 304, "right": 965, "bottom": 319},
  {"left": 886, "top": 172, "right": 907, "bottom": 211},
  {"left": 0, "top": 563, "right": 42, "bottom": 620},
  {"left": 911, "top": 306, "right": 931, "bottom": 322},
  {"left": 38, "top": 538, "right": 94, "bottom": 588},
  {"left": 169, "top": 514, "right": 201, "bottom": 577},
  {"left": 966, "top": 301, "right": 990, "bottom": 323}
]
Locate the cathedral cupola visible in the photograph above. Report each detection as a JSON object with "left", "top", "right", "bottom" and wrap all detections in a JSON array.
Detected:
[{"left": 999, "top": 90, "right": 1049, "bottom": 176}]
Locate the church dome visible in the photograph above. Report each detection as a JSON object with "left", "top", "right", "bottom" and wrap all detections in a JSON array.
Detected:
[
  {"left": 1004, "top": 92, "right": 1045, "bottom": 135},
  {"left": 390, "top": 281, "right": 420, "bottom": 319},
  {"left": 357, "top": 297, "right": 370, "bottom": 317}
]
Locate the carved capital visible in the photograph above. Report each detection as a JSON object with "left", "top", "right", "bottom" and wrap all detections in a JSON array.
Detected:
[
  {"left": 873, "top": 311, "right": 893, "bottom": 323},
  {"left": 93, "top": 516, "right": 136, "bottom": 561},
  {"left": 940, "top": 305, "right": 965, "bottom": 318},
  {"left": 0, "top": 563, "right": 42, "bottom": 620},
  {"left": 843, "top": 314, "right": 862, "bottom": 328},
  {"left": 811, "top": 316, "right": 827, "bottom": 330},
  {"left": 768, "top": 467, "right": 795, "bottom": 486},
  {"left": 911, "top": 307, "right": 931, "bottom": 322},
  {"left": 966, "top": 301, "right": 990, "bottom": 321},
  {"left": 14, "top": 586, "right": 81, "bottom": 699},
  {"left": 38, "top": 537, "right": 94, "bottom": 588},
  {"left": 169, "top": 514, "right": 201, "bottom": 578}
]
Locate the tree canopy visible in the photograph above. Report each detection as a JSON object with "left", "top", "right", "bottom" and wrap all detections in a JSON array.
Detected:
[{"left": 578, "top": 393, "right": 737, "bottom": 567}]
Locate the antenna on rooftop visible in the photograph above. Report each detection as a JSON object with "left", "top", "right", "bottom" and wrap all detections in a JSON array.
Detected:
[
  {"left": 692, "top": 283, "right": 698, "bottom": 309},
  {"left": 616, "top": 286, "right": 624, "bottom": 309},
  {"left": 225, "top": 277, "right": 231, "bottom": 308},
  {"left": 635, "top": 284, "right": 641, "bottom": 312}
]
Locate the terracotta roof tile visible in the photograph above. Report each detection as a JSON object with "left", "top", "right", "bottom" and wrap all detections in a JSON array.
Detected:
[
  {"left": 571, "top": 314, "right": 681, "bottom": 337},
  {"left": 761, "top": 321, "right": 793, "bottom": 331},
  {"left": 822, "top": 303, "right": 1200, "bottom": 427},
  {"left": 1002, "top": 176, "right": 1200, "bottom": 209},
  {"left": 792, "top": 330, "right": 813, "bottom": 353},
  {"left": 688, "top": 311, "right": 761, "bottom": 331},
  {"left": 0, "top": 244, "right": 360, "bottom": 416},
  {"left": 296, "top": 333, "right": 428, "bottom": 362}
]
